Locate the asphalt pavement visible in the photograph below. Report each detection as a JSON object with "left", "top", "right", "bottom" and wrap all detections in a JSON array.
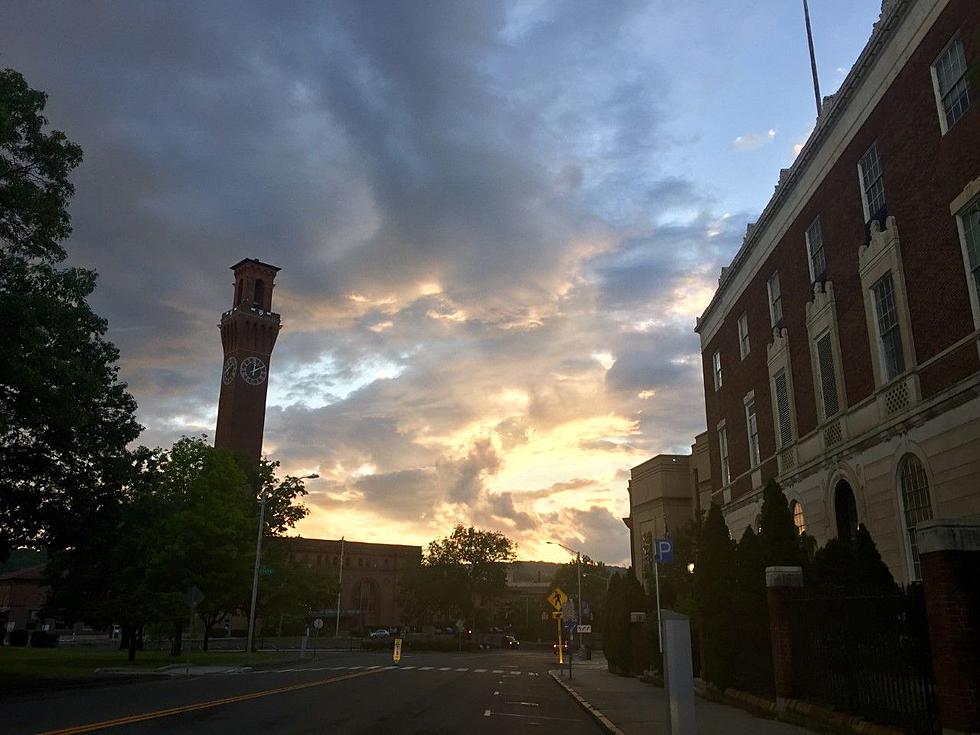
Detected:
[{"left": 1, "top": 649, "right": 603, "bottom": 735}]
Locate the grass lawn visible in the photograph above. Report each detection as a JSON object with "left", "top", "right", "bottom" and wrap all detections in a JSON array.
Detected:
[{"left": 0, "top": 647, "right": 296, "bottom": 688}]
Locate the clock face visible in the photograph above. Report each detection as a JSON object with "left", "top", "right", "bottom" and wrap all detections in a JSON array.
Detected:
[
  {"left": 239, "top": 356, "right": 268, "bottom": 386},
  {"left": 222, "top": 356, "right": 237, "bottom": 385}
]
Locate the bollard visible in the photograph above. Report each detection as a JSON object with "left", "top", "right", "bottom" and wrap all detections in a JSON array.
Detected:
[{"left": 662, "top": 610, "right": 697, "bottom": 735}]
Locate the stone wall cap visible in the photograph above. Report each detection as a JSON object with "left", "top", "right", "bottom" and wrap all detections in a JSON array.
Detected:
[
  {"left": 766, "top": 566, "right": 804, "bottom": 588},
  {"left": 917, "top": 518, "right": 980, "bottom": 555}
]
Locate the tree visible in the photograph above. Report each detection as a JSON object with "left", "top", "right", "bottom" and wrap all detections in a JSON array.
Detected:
[
  {"left": 733, "top": 526, "right": 772, "bottom": 694},
  {"left": 811, "top": 523, "right": 897, "bottom": 596},
  {"left": 0, "top": 68, "right": 140, "bottom": 561},
  {"left": 695, "top": 503, "right": 736, "bottom": 689},
  {"left": 549, "top": 555, "right": 609, "bottom": 635},
  {"left": 402, "top": 526, "right": 516, "bottom": 628},
  {"left": 258, "top": 546, "right": 339, "bottom": 636},
  {"left": 757, "top": 480, "right": 802, "bottom": 569}
]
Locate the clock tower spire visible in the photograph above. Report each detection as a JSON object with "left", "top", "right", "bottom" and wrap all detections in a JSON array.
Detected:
[{"left": 214, "top": 258, "right": 282, "bottom": 460}]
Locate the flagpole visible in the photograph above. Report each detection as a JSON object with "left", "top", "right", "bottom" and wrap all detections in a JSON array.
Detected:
[{"left": 803, "top": 0, "right": 822, "bottom": 115}]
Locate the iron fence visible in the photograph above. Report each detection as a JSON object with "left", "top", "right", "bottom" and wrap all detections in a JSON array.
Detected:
[{"left": 788, "top": 585, "right": 938, "bottom": 734}]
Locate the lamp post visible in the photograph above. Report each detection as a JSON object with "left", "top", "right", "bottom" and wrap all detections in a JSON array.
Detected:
[
  {"left": 246, "top": 473, "right": 318, "bottom": 654},
  {"left": 547, "top": 541, "right": 583, "bottom": 650}
]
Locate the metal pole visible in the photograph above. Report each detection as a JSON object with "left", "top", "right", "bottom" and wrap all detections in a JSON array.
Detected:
[
  {"left": 334, "top": 536, "right": 345, "bottom": 638},
  {"left": 576, "top": 552, "right": 582, "bottom": 652},
  {"left": 246, "top": 493, "right": 266, "bottom": 655},
  {"left": 654, "top": 558, "right": 663, "bottom": 654}
]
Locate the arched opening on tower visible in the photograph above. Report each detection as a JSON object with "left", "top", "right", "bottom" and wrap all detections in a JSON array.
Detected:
[{"left": 253, "top": 279, "right": 265, "bottom": 306}]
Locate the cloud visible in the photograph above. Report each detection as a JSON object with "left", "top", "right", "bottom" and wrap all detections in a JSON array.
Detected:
[
  {"left": 732, "top": 129, "right": 776, "bottom": 152},
  {"left": 0, "top": 0, "right": 747, "bottom": 564}
]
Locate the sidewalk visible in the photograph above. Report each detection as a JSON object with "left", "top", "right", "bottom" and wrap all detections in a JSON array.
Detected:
[{"left": 550, "top": 655, "right": 811, "bottom": 735}]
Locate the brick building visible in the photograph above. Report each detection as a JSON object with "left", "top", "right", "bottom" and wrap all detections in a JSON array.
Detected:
[
  {"left": 281, "top": 538, "right": 421, "bottom": 631},
  {"left": 695, "top": 0, "right": 980, "bottom": 585}
]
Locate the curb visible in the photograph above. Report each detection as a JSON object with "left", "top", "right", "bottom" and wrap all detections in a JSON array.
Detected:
[{"left": 549, "top": 671, "right": 626, "bottom": 735}]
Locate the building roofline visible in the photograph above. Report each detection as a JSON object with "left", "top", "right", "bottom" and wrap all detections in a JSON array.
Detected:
[
  {"left": 230, "top": 258, "right": 281, "bottom": 272},
  {"left": 696, "top": 0, "right": 913, "bottom": 334}
]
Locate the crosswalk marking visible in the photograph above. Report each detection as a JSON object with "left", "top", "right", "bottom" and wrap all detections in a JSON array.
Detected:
[
  {"left": 419, "top": 666, "right": 433, "bottom": 670},
  {"left": 438, "top": 667, "right": 451, "bottom": 671},
  {"left": 454, "top": 667, "right": 468, "bottom": 672},
  {"left": 492, "top": 669, "right": 504, "bottom": 674},
  {"left": 259, "top": 664, "right": 543, "bottom": 677},
  {"left": 474, "top": 668, "right": 487, "bottom": 672}
]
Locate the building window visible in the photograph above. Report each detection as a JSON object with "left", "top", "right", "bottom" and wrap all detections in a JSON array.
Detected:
[
  {"left": 738, "top": 314, "right": 750, "bottom": 359},
  {"left": 791, "top": 500, "right": 806, "bottom": 535},
  {"left": 932, "top": 35, "right": 971, "bottom": 133},
  {"left": 957, "top": 197, "right": 980, "bottom": 327},
  {"left": 805, "top": 217, "right": 827, "bottom": 284},
  {"left": 712, "top": 350, "right": 722, "bottom": 390},
  {"left": 871, "top": 272, "right": 905, "bottom": 382},
  {"left": 898, "top": 454, "right": 933, "bottom": 581},
  {"left": 859, "top": 143, "right": 886, "bottom": 223},
  {"left": 773, "top": 369, "right": 793, "bottom": 448},
  {"left": 767, "top": 272, "right": 783, "bottom": 327},
  {"left": 718, "top": 427, "right": 730, "bottom": 486},
  {"left": 745, "top": 398, "right": 760, "bottom": 467},
  {"left": 815, "top": 331, "right": 840, "bottom": 419}
]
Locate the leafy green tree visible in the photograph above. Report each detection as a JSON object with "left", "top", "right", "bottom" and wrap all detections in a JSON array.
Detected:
[
  {"left": 0, "top": 68, "right": 140, "bottom": 561},
  {"left": 695, "top": 503, "right": 736, "bottom": 689},
  {"left": 258, "top": 546, "right": 339, "bottom": 636},
  {"left": 405, "top": 526, "right": 516, "bottom": 628},
  {"left": 550, "top": 555, "right": 609, "bottom": 634},
  {"left": 602, "top": 572, "right": 624, "bottom": 670}
]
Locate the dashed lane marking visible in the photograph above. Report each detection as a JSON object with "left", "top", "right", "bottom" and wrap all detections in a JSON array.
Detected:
[{"left": 483, "top": 710, "right": 491, "bottom": 717}]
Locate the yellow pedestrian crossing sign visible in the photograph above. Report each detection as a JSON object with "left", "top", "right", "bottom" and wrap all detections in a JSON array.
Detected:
[{"left": 547, "top": 586, "right": 569, "bottom": 611}]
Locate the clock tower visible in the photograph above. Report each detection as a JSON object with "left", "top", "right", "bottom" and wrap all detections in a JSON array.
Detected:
[{"left": 214, "top": 258, "right": 282, "bottom": 461}]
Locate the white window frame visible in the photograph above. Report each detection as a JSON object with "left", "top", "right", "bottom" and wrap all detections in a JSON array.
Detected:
[
  {"left": 712, "top": 350, "right": 722, "bottom": 390},
  {"left": 738, "top": 313, "right": 750, "bottom": 360},
  {"left": 744, "top": 393, "right": 760, "bottom": 468},
  {"left": 870, "top": 271, "right": 907, "bottom": 383},
  {"left": 791, "top": 499, "right": 807, "bottom": 535},
  {"left": 717, "top": 421, "right": 730, "bottom": 487},
  {"left": 857, "top": 142, "right": 885, "bottom": 223},
  {"left": 767, "top": 326, "right": 798, "bottom": 473},
  {"left": 930, "top": 34, "right": 971, "bottom": 135},
  {"left": 767, "top": 272, "right": 783, "bottom": 328},
  {"left": 805, "top": 217, "right": 826, "bottom": 284},
  {"left": 896, "top": 453, "right": 935, "bottom": 583},
  {"left": 952, "top": 179, "right": 980, "bottom": 332}
]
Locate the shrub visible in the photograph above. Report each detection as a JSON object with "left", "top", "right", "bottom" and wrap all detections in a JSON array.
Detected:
[
  {"left": 8, "top": 629, "right": 29, "bottom": 646},
  {"left": 29, "top": 631, "right": 59, "bottom": 648}
]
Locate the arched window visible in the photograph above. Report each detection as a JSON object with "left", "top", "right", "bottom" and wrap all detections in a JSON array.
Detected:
[
  {"left": 791, "top": 500, "right": 807, "bottom": 535},
  {"left": 898, "top": 454, "right": 933, "bottom": 580},
  {"left": 835, "top": 480, "right": 858, "bottom": 541},
  {"left": 253, "top": 279, "right": 265, "bottom": 305}
]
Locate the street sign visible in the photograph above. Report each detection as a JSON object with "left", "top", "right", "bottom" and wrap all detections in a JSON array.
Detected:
[
  {"left": 551, "top": 611, "right": 562, "bottom": 620},
  {"left": 187, "top": 585, "right": 205, "bottom": 607},
  {"left": 630, "top": 611, "right": 647, "bottom": 623},
  {"left": 654, "top": 538, "right": 674, "bottom": 563},
  {"left": 258, "top": 567, "right": 274, "bottom": 576},
  {"left": 393, "top": 637, "right": 402, "bottom": 663},
  {"left": 546, "top": 586, "right": 569, "bottom": 611},
  {"left": 313, "top": 618, "right": 324, "bottom": 630},
  {"left": 576, "top": 624, "right": 592, "bottom": 634}
]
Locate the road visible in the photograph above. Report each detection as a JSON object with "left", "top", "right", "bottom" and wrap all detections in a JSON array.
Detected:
[{"left": 2, "top": 649, "right": 603, "bottom": 734}]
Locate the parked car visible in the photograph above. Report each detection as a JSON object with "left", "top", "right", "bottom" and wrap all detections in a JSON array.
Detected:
[
  {"left": 553, "top": 640, "right": 569, "bottom": 655},
  {"left": 369, "top": 629, "right": 391, "bottom": 639},
  {"left": 503, "top": 635, "right": 520, "bottom": 648}
]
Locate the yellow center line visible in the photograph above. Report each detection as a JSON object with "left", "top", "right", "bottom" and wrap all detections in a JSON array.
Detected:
[{"left": 37, "top": 667, "right": 387, "bottom": 735}]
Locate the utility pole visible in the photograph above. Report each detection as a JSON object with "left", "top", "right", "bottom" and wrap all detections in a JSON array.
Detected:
[
  {"left": 335, "top": 536, "right": 345, "bottom": 638},
  {"left": 246, "top": 493, "right": 266, "bottom": 655}
]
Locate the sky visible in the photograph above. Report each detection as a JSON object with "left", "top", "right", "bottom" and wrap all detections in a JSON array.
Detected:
[{"left": 2, "top": 0, "right": 885, "bottom": 565}]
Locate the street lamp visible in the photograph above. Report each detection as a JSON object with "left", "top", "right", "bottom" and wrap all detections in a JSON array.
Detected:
[
  {"left": 547, "top": 541, "right": 583, "bottom": 651},
  {"left": 246, "top": 473, "right": 319, "bottom": 654}
]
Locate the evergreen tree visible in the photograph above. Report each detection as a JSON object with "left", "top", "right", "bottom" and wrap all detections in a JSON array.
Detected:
[
  {"left": 733, "top": 526, "right": 772, "bottom": 694},
  {"left": 695, "top": 503, "right": 736, "bottom": 689},
  {"left": 758, "top": 479, "right": 802, "bottom": 568}
]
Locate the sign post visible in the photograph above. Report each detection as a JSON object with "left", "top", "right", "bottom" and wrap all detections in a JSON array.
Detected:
[
  {"left": 393, "top": 637, "right": 402, "bottom": 665},
  {"left": 653, "top": 538, "right": 674, "bottom": 654}
]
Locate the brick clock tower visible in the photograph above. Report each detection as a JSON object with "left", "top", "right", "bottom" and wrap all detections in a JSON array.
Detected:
[{"left": 214, "top": 258, "right": 282, "bottom": 460}]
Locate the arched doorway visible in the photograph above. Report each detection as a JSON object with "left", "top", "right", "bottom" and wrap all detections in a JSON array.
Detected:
[{"left": 834, "top": 480, "right": 858, "bottom": 541}]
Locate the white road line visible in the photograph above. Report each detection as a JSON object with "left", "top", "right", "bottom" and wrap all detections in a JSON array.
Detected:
[
  {"left": 474, "top": 668, "right": 487, "bottom": 672},
  {"left": 509, "top": 671, "right": 522, "bottom": 675},
  {"left": 492, "top": 669, "right": 504, "bottom": 674},
  {"left": 438, "top": 667, "right": 451, "bottom": 671},
  {"left": 349, "top": 665, "right": 363, "bottom": 670},
  {"left": 400, "top": 665, "right": 416, "bottom": 670},
  {"left": 483, "top": 709, "right": 491, "bottom": 717},
  {"left": 366, "top": 665, "right": 380, "bottom": 670},
  {"left": 504, "top": 701, "right": 540, "bottom": 707},
  {"left": 493, "top": 691, "right": 499, "bottom": 696},
  {"left": 419, "top": 666, "right": 433, "bottom": 670},
  {"left": 454, "top": 667, "right": 469, "bottom": 672},
  {"left": 529, "top": 672, "right": 538, "bottom": 676}
]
